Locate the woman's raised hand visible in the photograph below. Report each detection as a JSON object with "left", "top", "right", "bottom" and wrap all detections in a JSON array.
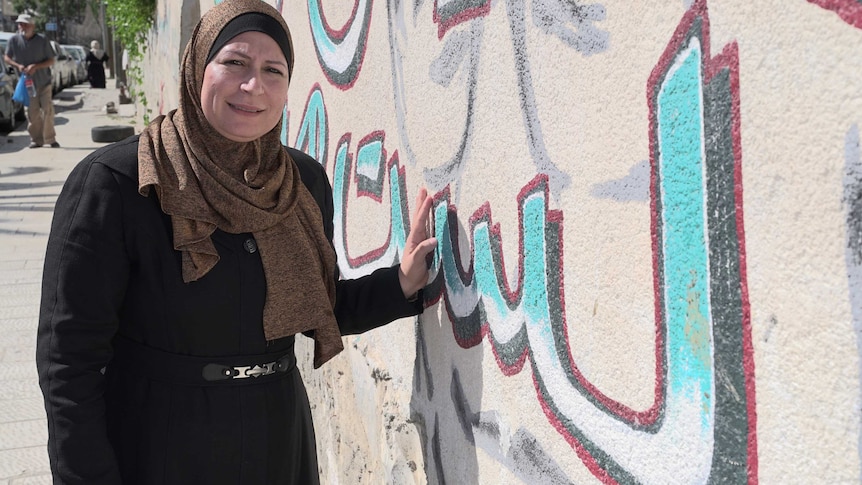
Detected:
[{"left": 398, "top": 187, "right": 437, "bottom": 300}]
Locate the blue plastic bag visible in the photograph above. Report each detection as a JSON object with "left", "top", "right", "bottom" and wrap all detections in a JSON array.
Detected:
[{"left": 12, "top": 74, "right": 29, "bottom": 107}]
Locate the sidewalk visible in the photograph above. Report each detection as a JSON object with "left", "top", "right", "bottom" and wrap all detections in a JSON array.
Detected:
[{"left": 0, "top": 85, "right": 139, "bottom": 484}]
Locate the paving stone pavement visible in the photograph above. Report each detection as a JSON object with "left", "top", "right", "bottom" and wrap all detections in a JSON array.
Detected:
[{"left": 0, "top": 85, "right": 139, "bottom": 484}]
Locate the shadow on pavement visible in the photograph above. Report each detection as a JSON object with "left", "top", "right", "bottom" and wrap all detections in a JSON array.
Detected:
[
  {"left": 0, "top": 166, "right": 52, "bottom": 177},
  {"left": 55, "top": 99, "right": 84, "bottom": 113},
  {"left": 0, "top": 180, "right": 65, "bottom": 190},
  {"left": 0, "top": 203, "right": 56, "bottom": 212},
  {"left": 0, "top": 227, "right": 50, "bottom": 236},
  {"left": 0, "top": 130, "right": 30, "bottom": 154},
  {"left": 56, "top": 89, "right": 85, "bottom": 98},
  {"left": 0, "top": 192, "right": 60, "bottom": 199}
]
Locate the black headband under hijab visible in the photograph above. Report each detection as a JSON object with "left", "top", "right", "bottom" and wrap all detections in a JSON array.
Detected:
[{"left": 205, "top": 12, "right": 294, "bottom": 79}]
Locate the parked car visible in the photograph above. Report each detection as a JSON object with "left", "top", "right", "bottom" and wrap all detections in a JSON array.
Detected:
[
  {"left": 0, "top": 31, "right": 15, "bottom": 57},
  {"left": 48, "top": 40, "right": 76, "bottom": 92},
  {"left": 62, "top": 44, "right": 88, "bottom": 85},
  {"left": 0, "top": 31, "right": 13, "bottom": 46},
  {"left": 0, "top": 53, "right": 25, "bottom": 131}
]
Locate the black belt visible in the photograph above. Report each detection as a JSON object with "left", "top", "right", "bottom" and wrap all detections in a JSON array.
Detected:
[{"left": 110, "top": 335, "right": 297, "bottom": 387}]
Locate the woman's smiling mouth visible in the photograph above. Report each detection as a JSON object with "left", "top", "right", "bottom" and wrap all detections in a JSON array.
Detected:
[{"left": 229, "top": 102, "right": 263, "bottom": 113}]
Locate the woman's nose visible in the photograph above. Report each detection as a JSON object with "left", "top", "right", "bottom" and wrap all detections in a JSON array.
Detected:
[{"left": 241, "top": 74, "right": 264, "bottom": 94}]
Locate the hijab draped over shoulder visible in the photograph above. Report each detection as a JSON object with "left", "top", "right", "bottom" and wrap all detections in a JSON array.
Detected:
[{"left": 137, "top": 0, "right": 342, "bottom": 368}]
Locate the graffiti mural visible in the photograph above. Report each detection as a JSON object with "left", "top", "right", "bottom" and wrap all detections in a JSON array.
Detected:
[
  {"left": 299, "top": 0, "right": 757, "bottom": 482},
  {"left": 807, "top": 0, "right": 862, "bottom": 28},
  {"left": 290, "top": 83, "right": 328, "bottom": 163},
  {"left": 844, "top": 123, "right": 862, "bottom": 479},
  {"left": 307, "top": 0, "right": 373, "bottom": 89},
  {"left": 386, "top": 0, "right": 607, "bottom": 202},
  {"left": 126, "top": 0, "right": 862, "bottom": 481}
]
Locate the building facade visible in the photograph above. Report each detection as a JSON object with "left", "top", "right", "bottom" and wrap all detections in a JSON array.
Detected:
[{"left": 140, "top": 1, "right": 862, "bottom": 483}]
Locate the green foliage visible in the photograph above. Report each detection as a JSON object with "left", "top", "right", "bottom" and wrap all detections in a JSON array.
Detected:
[
  {"left": 105, "top": 0, "right": 156, "bottom": 123},
  {"left": 105, "top": 0, "right": 155, "bottom": 60}
]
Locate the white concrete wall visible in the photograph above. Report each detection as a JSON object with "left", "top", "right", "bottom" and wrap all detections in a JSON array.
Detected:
[{"left": 142, "top": 0, "right": 862, "bottom": 483}]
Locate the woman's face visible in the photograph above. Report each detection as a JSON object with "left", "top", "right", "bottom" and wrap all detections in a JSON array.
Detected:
[{"left": 200, "top": 31, "right": 289, "bottom": 143}]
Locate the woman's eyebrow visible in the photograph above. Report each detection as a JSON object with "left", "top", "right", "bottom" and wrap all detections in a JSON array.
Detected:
[
  {"left": 219, "top": 48, "right": 287, "bottom": 67},
  {"left": 265, "top": 59, "right": 288, "bottom": 68}
]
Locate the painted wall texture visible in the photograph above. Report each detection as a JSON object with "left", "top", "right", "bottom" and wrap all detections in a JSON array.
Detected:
[{"left": 139, "top": 0, "right": 862, "bottom": 483}]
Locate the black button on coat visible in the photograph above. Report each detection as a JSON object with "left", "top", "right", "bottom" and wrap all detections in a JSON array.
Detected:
[{"left": 36, "top": 136, "right": 423, "bottom": 484}]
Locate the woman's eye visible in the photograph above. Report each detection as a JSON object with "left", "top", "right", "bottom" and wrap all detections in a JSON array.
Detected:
[{"left": 266, "top": 67, "right": 284, "bottom": 76}]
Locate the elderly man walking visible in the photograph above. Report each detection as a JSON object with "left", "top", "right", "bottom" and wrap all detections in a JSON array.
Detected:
[{"left": 3, "top": 13, "right": 59, "bottom": 148}]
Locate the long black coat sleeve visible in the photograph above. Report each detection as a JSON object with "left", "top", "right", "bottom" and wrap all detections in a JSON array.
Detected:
[{"left": 37, "top": 160, "right": 127, "bottom": 484}]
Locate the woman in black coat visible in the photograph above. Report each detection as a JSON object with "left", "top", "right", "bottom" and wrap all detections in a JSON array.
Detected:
[
  {"left": 86, "top": 40, "right": 108, "bottom": 88},
  {"left": 36, "top": 1, "right": 436, "bottom": 484}
]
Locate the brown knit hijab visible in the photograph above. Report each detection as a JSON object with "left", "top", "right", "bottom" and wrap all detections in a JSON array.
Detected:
[{"left": 137, "top": 0, "right": 342, "bottom": 368}]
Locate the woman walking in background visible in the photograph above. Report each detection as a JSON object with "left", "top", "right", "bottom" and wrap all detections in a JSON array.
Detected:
[{"left": 86, "top": 40, "right": 108, "bottom": 88}]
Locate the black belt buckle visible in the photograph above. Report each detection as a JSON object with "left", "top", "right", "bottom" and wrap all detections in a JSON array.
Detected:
[{"left": 202, "top": 356, "right": 291, "bottom": 381}]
